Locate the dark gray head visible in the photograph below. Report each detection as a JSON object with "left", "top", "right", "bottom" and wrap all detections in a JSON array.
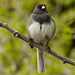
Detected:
[{"left": 33, "top": 4, "right": 48, "bottom": 14}]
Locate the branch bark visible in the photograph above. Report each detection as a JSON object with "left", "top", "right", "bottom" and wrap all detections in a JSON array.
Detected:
[{"left": 0, "top": 22, "right": 75, "bottom": 66}]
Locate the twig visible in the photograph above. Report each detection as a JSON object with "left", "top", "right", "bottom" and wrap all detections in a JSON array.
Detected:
[{"left": 0, "top": 22, "right": 75, "bottom": 66}]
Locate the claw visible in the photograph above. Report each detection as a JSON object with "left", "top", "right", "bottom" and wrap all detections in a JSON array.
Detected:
[
  {"left": 46, "top": 46, "right": 50, "bottom": 53},
  {"left": 29, "top": 38, "right": 33, "bottom": 48}
]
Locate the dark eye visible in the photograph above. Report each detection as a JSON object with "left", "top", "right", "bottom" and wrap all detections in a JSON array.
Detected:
[
  {"left": 38, "top": 6, "right": 41, "bottom": 9},
  {"left": 37, "top": 4, "right": 46, "bottom": 10}
]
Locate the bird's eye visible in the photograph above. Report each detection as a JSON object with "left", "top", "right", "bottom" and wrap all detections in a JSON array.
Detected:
[{"left": 41, "top": 6, "right": 45, "bottom": 10}]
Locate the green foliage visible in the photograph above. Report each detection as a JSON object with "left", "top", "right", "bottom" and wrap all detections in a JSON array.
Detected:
[{"left": 0, "top": 0, "right": 75, "bottom": 75}]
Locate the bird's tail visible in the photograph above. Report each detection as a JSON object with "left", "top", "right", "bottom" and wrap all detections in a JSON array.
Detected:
[{"left": 37, "top": 48, "right": 46, "bottom": 73}]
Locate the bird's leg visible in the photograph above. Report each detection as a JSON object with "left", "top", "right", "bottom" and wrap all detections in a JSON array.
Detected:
[
  {"left": 46, "top": 41, "right": 49, "bottom": 47},
  {"left": 46, "top": 41, "right": 51, "bottom": 53},
  {"left": 46, "top": 46, "right": 51, "bottom": 53},
  {"left": 29, "top": 38, "right": 34, "bottom": 48}
]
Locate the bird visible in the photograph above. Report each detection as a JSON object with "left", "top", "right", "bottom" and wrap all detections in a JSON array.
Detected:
[{"left": 27, "top": 4, "right": 56, "bottom": 73}]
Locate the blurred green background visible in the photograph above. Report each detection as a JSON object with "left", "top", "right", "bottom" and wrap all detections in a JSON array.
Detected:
[{"left": 0, "top": 0, "right": 75, "bottom": 75}]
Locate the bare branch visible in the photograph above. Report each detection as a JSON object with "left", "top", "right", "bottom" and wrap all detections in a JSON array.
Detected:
[{"left": 0, "top": 22, "right": 75, "bottom": 66}]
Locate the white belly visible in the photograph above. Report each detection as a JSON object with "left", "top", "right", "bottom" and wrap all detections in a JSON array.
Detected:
[{"left": 28, "top": 21, "right": 55, "bottom": 45}]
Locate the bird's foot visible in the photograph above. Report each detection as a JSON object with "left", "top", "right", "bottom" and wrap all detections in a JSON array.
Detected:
[
  {"left": 46, "top": 46, "right": 51, "bottom": 53},
  {"left": 29, "top": 38, "right": 33, "bottom": 48}
]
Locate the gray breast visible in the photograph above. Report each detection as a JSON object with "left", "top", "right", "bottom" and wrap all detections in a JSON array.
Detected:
[{"left": 33, "top": 13, "right": 51, "bottom": 24}]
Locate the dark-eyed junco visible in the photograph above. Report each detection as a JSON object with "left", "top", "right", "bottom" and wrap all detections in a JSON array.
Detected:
[{"left": 27, "top": 4, "right": 56, "bottom": 73}]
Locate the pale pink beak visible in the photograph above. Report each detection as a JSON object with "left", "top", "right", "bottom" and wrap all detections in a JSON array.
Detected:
[{"left": 41, "top": 6, "right": 45, "bottom": 9}]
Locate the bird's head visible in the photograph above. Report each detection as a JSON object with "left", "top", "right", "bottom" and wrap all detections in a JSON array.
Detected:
[{"left": 33, "top": 4, "right": 48, "bottom": 14}]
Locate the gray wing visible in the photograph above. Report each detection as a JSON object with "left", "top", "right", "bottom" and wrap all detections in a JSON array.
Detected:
[
  {"left": 27, "top": 14, "right": 33, "bottom": 38},
  {"left": 50, "top": 17, "right": 56, "bottom": 39},
  {"left": 46, "top": 17, "right": 56, "bottom": 46},
  {"left": 27, "top": 14, "right": 33, "bottom": 28},
  {"left": 51, "top": 17, "right": 56, "bottom": 33}
]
